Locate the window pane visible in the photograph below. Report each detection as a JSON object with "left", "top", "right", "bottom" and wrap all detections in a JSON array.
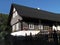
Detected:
[
  {"left": 16, "top": 23, "right": 19, "bottom": 30},
  {"left": 44, "top": 26, "right": 49, "bottom": 30},
  {"left": 29, "top": 24, "right": 34, "bottom": 29},
  {"left": 12, "top": 25, "right": 15, "bottom": 32},
  {"left": 39, "top": 25, "right": 43, "bottom": 30}
]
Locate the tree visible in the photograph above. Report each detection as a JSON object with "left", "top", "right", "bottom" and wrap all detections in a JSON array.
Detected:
[{"left": 0, "top": 13, "right": 11, "bottom": 45}]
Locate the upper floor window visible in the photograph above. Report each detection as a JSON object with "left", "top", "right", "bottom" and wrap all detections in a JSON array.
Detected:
[{"left": 29, "top": 24, "right": 34, "bottom": 29}]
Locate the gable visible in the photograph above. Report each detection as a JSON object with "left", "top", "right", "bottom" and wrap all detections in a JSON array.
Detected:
[
  {"left": 10, "top": 7, "right": 22, "bottom": 25},
  {"left": 13, "top": 8, "right": 18, "bottom": 18}
]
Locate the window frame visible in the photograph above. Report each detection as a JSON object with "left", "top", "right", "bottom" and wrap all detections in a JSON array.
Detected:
[
  {"left": 29, "top": 24, "right": 34, "bottom": 29},
  {"left": 16, "top": 22, "right": 19, "bottom": 31},
  {"left": 38, "top": 24, "right": 43, "bottom": 30},
  {"left": 12, "top": 24, "right": 16, "bottom": 32}
]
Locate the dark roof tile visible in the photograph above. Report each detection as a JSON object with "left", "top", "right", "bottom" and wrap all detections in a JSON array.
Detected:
[{"left": 11, "top": 3, "right": 60, "bottom": 22}]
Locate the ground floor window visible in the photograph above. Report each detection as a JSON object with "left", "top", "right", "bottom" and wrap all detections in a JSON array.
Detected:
[
  {"left": 38, "top": 25, "right": 43, "bottom": 30},
  {"left": 29, "top": 24, "right": 34, "bottom": 29},
  {"left": 44, "top": 26, "right": 49, "bottom": 30},
  {"left": 12, "top": 22, "right": 20, "bottom": 32},
  {"left": 12, "top": 24, "right": 16, "bottom": 32},
  {"left": 16, "top": 22, "right": 19, "bottom": 31}
]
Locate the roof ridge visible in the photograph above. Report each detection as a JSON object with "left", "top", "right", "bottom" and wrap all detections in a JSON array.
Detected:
[
  {"left": 11, "top": 3, "right": 60, "bottom": 15},
  {"left": 9, "top": 3, "right": 60, "bottom": 22}
]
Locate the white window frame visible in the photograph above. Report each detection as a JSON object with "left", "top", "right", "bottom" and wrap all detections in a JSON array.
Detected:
[
  {"left": 16, "top": 23, "right": 19, "bottom": 31},
  {"left": 29, "top": 24, "right": 34, "bottom": 29},
  {"left": 38, "top": 25, "right": 43, "bottom": 30},
  {"left": 12, "top": 24, "right": 16, "bottom": 32},
  {"left": 52, "top": 25, "right": 57, "bottom": 31},
  {"left": 57, "top": 25, "right": 60, "bottom": 30},
  {"left": 13, "top": 8, "right": 16, "bottom": 12}
]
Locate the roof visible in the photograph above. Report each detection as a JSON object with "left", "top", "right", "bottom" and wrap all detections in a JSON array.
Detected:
[{"left": 9, "top": 3, "right": 60, "bottom": 22}]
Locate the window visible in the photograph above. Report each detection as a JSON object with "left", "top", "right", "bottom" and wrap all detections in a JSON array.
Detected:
[
  {"left": 16, "top": 23, "right": 19, "bottom": 30},
  {"left": 12, "top": 25, "right": 15, "bottom": 31},
  {"left": 38, "top": 25, "right": 43, "bottom": 30},
  {"left": 44, "top": 26, "right": 49, "bottom": 30},
  {"left": 29, "top": 24, "right": 34, "bottom": 29},
  {"left": 12, "top": 22, "right": 20, "bottom": 32},
  {"left": 12, "top": 24, "right": 16, "bottom": 32},
  {"left": 13, "top": 8, "right": 16, "bottom": 12},
  {"left": 52, "top": 25, "right": 57, "bottom": 30}
]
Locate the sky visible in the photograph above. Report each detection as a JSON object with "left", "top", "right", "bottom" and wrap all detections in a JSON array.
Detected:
[{"left": 0, "top": 0, "right": 60, "bottom": 14}]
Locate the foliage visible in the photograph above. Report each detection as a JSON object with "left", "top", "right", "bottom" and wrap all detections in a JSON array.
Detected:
[
  {"left": 0, "top": 13, "right": 11, "bottom": 45},
  {"left": 0, "top": 13, "right": 8, "bottom": 30}
]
